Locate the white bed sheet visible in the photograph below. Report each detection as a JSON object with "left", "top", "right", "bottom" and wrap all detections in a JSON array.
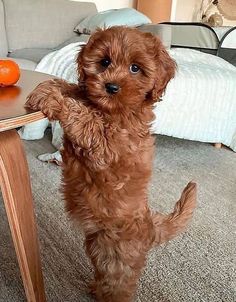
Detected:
[{"left": 152, "top": 48, "right": 236, "bottom": 151}]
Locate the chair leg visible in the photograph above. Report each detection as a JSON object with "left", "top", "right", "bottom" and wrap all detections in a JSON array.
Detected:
[{"left": 0, "top": 129, "right": 46, "bottom": 302}]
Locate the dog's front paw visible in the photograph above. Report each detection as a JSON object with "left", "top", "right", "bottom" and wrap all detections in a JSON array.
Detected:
[
  {"left": 25, "top": 80, "right": 53, "bottom": 112},
  {"left": 25, "top": 80, "right": 63, "bottom": 120},
  {"left": 25, "top": 91, "right": 44, "bottom": 112}
]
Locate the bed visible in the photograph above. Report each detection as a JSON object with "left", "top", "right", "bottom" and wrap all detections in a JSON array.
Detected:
[
  {"left": 161, "top": 22, "right": 236, "bottom": 66},
  {"left": 20, "top": 23, "right": 236, "bottom": 152},
  {"left": 155, "top": 22, "right": 236, "bottom": 151}
]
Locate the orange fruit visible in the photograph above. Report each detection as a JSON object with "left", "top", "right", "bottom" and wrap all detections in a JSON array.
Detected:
[{"left": 0, "top": 60, "right": 20, "bottom": 87}]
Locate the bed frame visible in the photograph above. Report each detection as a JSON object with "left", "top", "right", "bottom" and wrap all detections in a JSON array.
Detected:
[
  {"left": 217, "top": 26, "right": 236, "bottom": 66},
  {"left": 160, "top": 22, "right": 236, "bottom": 66}
]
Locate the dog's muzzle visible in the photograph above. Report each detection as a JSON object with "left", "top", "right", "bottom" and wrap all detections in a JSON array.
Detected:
[{"left": 105, "top": 83, "right": 120, "bottom": 94}]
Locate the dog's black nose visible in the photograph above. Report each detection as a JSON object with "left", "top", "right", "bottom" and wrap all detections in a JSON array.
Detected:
[{"left": 105, "top": 83, "right": 120, "bottom": 94}]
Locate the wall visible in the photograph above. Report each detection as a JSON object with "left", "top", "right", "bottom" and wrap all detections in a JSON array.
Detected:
[
  {"left": 73, "top": 0, "right": 236, "bottom": 25},
  {"left": 72, "top": 0, "right": 134, "bottom": 11},
  {"left": 137, "top": 0, "right": 172, "bottom": 23},
  {"left": 171, "top": 0, "right": 198, "bottom": 22}
]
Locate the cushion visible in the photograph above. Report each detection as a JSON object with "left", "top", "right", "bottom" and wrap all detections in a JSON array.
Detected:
[
  {"left": 55, "top": 34, "right": 91, "bottom": 50},
  {"left": 3, "top": 0, "right": 97, "bottom": 51},
  {"left": 0, "top": 0, "right": 8, "bottom": 56},
  {"left": 74, "top": 8, "right": 151, "bottom": 35},
  {"left": 9, "top": 35, "right": 91, "bottom": 63},
  {"left": 2, "top": 57, "right": 37, "bottom": 70},
  {"left": 8, "top": 48, "right": 53, "bottom": 63}
]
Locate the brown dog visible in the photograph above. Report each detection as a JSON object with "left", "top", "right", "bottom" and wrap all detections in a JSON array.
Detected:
[{"left": 26, "top": 26, "right": 196, "bottom": 302}]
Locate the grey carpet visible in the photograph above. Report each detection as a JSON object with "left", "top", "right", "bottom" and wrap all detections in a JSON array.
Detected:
[{"left": 0, "top": 134, "right": 235, "bottom": 302}]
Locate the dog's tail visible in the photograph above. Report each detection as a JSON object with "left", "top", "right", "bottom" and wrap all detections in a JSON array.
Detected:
[{"left": 152, "top": 182, "right": 197, "bottom": 246}]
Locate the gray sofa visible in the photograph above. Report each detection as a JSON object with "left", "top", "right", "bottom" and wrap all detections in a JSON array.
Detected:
[
  {"left": 0, "top": 0, "right": 171, "bottom": 71},
  {"left": 0, "top": 0, "right": 98, "bottom": 70}
]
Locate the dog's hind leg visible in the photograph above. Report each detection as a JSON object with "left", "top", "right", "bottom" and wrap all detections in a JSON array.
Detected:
[
  {"left": 85, "top": 234, "right": 149, "bottom": 302},
  {"left": 152, "top": 182, "right": 197, "bottom": 246}
]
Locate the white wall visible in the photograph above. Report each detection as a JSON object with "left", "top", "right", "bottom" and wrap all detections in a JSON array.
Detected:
[
  {"left": 72, "top": 0, "right": 134, "bottom": 11},
  {"left": 172, "top": 0, "right": 201, "bottom": 22}
]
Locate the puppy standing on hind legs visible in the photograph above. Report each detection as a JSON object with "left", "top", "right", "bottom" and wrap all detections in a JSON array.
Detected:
[{"left": 25, "top": 26, "right": 197, "bottom": 302}]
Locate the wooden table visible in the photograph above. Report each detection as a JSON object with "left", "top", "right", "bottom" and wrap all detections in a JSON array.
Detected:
[{"left": 0, "top": 69, "right": 53, "bottom": 302}]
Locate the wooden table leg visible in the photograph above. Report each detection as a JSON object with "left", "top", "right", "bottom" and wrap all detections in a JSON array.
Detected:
[
  {"left": 214, "top": 143, "right": 222, "bottom": 149},
  {"left": 0, "top": 130, "right": 46, "bottom": 302}
]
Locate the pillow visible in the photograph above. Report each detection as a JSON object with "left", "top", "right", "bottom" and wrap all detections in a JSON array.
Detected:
[{"left": 74, "top": 8, "right": 151, "bottom": 35}]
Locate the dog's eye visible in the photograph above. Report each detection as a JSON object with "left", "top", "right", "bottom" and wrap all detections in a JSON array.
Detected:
[
  {"left": 100, "top": 57, "right": 111, "bottom": 68},
  {"left": 130, "top": 64, "right": 140, "bottom": 74}
]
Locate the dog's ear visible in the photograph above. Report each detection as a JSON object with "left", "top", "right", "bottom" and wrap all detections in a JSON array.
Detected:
[
  {"left": 144, "top": 33, "right": 176, "bottom": 103},
  {"left": 77, "top": 44, "right": 86, "bottom": 83},
  {"left": 77, "top": 28, "right": 106, "bottom": 84}
]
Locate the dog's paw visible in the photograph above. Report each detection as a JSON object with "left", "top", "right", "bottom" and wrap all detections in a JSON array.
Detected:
[
  {"left": 25, "top": 84, "right": 48, "bottom": 111},
  {"left": 25, "top": 91, "right": 43, "bottom": 111},
  {"left": 25, "top": 83, "right": 63, "bottom": 120},
  {"left": 25, "top": 80, "right": 57, "bottom": 111}
]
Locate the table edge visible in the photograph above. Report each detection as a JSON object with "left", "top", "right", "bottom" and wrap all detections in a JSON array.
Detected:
[{"left": 0, "top": 112, "right": 46, "bottom": 132}]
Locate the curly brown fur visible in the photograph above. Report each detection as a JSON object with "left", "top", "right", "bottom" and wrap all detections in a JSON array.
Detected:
[{"left": 25, "top": 26, "right": 196, "bottom": 302}]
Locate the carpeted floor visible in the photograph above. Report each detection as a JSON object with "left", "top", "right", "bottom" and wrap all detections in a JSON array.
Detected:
[{"left": 0, "top": 134, "right": 235, "bottom": 302}]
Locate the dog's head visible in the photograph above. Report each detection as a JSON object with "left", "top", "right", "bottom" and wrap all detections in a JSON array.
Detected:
[{"left": 77, "top": 26, "right": 175, "bottom": 113}]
